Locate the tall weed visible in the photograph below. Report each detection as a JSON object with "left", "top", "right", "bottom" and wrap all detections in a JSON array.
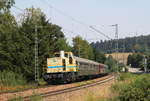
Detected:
[{"left": 0, "top": 70, "right": 26, "bottom": 86}]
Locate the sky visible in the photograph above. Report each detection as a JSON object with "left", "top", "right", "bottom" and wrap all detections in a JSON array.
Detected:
[{"left": 12, "top": 0, "right": 150, "bottom": 44}]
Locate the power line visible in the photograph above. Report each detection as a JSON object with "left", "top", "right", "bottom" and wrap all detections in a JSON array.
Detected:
[
  {"left": 89, "top": 26, "right": 111, "bottom": 40},
  {"left": 12, "top": 3, "right": 112, "bottom": 41},
  {"left": 39, "top": 0, "right": 112, "bottom": 40},
  {"left": 42, "top": 0, "right": 88, "bottom": 27},
  {"left": 12, "top": 5, "right": 25, "bottom": 12}
]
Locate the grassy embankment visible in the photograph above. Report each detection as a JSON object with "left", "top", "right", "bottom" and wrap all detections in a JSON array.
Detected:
[
  {"left": 81, "top": 73, "right": 150, "bottom": 101},
  {"left": 0, "top": 71, "right": 47, "bottom": 93}
]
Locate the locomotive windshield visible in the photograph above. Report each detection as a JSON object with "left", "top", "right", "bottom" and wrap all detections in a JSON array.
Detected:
[
  {"left": 54, "top": 54, "right": 60, "bottom": 57},
  {"left": 54, "top": 53, "right": 68, "bottom": 57},
  {"left": 65, "top": 53, "right": 68, "bottom": 57}
]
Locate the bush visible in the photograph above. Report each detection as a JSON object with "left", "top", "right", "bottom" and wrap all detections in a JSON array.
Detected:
[
  {"left": 112, "top": 73, "right": 150, "bottom": 101},
  {"left": 105, "top": 56, "right": 117, "bottom": 72},
  {"left": 117, "top": 73, "right": 136, "bottom": 81},
  {"left": 0, "top": 70, "right": 26, "bottom": 86}
]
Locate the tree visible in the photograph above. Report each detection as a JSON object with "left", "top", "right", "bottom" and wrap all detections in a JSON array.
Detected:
[
  {"left": 133, "top": 44, "right": 141, "bottom": 52},
  {"left": 0, "top": 0, "right": 15, "bottom": 12},
  {"left": 91, "top": 35, "right": 150, "bottom": 53},
  {"left": 0, "top": 7, "right": 71, "bottom": 81},
  {"left": 105, "top": 55, "right": 117, "bottom": 72},
  {"left": 0, "top": 3, "right": 18, "bottom": 71},
  {"left": 19, "top": 7, "right": 70, "bottom": 80},
  {"left": 72, "top": 36, "right": 94, "bottom": 60},
  {"left": 93, "top": 48, "right": 106, "bottom": 63},
  {"left": 55, "top": 38, "right": 71, "bottom": 52},
  {"left": 127, "top": 53, "right": 143, "bottom": 68}
]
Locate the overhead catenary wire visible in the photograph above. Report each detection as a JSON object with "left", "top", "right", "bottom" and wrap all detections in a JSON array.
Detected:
[
  {"left": 13, "top": 5, "right": 25, "bottom": 12},
  {"left": 38, "top": 0, "right": 112, "bottom": 40},
  {"left": 89, "top": 26, "right": 111, "bottom": 40},
  {"left": 12, "top": 3, "right": 112, "bottom": 41}
]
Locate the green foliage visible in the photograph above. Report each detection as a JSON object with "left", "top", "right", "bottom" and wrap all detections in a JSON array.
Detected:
[
  {"left": 0, "top": 0, "right": 15, "bottom": 12},
  {"left": 119, "top": 75, "right": 150, "bottom": 101},
  {"left": 112, "top": 73, "right": 150, "bottom": 101},
  {"left": 127, "top": 53, "right": 150, "bottom": 70},
  {"left": 91, "top": 35, "right": 150, "bottom": 53},
  {"left": 147, "top": 55, "right": 150, "bottom": 70},
  {"left": 0, "top": 70, "right": 26, "bottom": 86},
  {"left": 73, "top": 36, "right": 94, "bottom": 60},
  {"left": 0, "top": 7, "right": 71, "bottom": 81},
  {"left": 105, "top": 55, "right": 117, "bottom": 72},
  {"left": 55, "top": 38, "right": 71, "bottom": 51},
  {"left": 93, "top": 48, "right": 106, "bottom": 63},
  {"left": 117, "top": 73, "right": 134, "bottom": 81},
  {"left": 127, "top": 53, "right": 143, "bottom": 68}
]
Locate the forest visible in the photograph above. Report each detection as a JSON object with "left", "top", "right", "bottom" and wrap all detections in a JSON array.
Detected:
[
  {"left": 91, "top": 32, "right": 150, "bottom": 70},
  {"left": 0, "top": 0, "right": 110, "bottom": 85},
  {"left": 91, "top": 35, "right": 150, "bottom": 53}
]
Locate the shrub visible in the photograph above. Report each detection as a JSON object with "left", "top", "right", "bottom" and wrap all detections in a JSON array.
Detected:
[
  {"left": 0, "top": 70, "right": 26, "bottom": 86},
  {"left": 117, "top": 73, "right": 136, "bottom": 81},
  {"left": 113, "top": 74, "right": 150, "bottom": 101},
  {"left": 119, "top": 86, "right": 146, "bottom": 101}
]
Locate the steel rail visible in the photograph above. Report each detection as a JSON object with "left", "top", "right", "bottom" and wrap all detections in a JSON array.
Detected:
[{"left": 24, "top": 75, "right": 115, "bottom": 100}]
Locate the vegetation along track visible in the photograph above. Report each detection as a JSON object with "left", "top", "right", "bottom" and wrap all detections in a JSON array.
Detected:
[{"left": 23, "top": 74, "right": 116, "bottom": 100}]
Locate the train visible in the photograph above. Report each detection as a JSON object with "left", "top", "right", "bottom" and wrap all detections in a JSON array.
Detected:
[{"left": 43, "top": 51, "right": 108, "bottom": 83}]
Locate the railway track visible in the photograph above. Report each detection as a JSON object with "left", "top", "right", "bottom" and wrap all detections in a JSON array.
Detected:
[{"left": 23, "top": 74, "right": 116, "bottom": 100}]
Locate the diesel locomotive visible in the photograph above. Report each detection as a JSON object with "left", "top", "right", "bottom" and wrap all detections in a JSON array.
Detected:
[{"left": 43, "top": 51, "right": 108, "bottom": 83}]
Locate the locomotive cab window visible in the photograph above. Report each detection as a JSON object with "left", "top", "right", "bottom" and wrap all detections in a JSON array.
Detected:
[
  {"left": 54, "top": 54, "right": 60, "bottom": 57},
  {"left": 65, "top": 53, "right": 68, "bottom": 57},
  {"left": 69, "top": 56, "right": 73, "bottom": 64}
]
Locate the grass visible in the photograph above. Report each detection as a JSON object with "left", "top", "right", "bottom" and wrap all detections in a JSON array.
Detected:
[
  {"left": 0, "top": 71, "right": 26, "bottom": 86},
  {"left": 76, "top": 79, "right": 96, "bottom": 86},
  {"left": 0, "top": 70, "right": 27, "bottom": 93},
  {"left": 75, "top": 73, "right": 150, "bottom": 101},
  {"left": 0, "top": 70, "right": 47, "bottom": 93},
  {"left": 29, "top": 93, "right": 43, "bottom": 101},
  {"left": 8, "top": 92, "right": 43, "bottom": 101}
]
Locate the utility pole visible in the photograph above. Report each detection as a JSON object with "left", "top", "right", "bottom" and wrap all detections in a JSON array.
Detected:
[
  {"left": 111, "top": 24, "right": 119, "bottom": 71},
  {"left": 34, "top": 25, "right": 51, "bottom": 83},
  {"left": 78, "top": 38, "right": 80, "bottom": 57},
  {"left": 35, "top": 25, "right": 39, "bottom": 83},
  {"left": 143, "top": 55, "right": 147, "bottom": 73},
  {"left": 123, "top": 40, "right": 125, "bottom": 64}
]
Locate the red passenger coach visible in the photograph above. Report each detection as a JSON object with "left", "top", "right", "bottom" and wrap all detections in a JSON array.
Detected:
[{"left": 99, "top": 64, "right": 105, "bottom": 73}]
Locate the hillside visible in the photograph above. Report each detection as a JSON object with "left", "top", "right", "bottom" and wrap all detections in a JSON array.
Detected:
[
  {"left": 106, "top": 52, "right": 132, "bottom": 64},
  {"left": 91, "top": 34, "right": 150, "bottom": 53}
]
